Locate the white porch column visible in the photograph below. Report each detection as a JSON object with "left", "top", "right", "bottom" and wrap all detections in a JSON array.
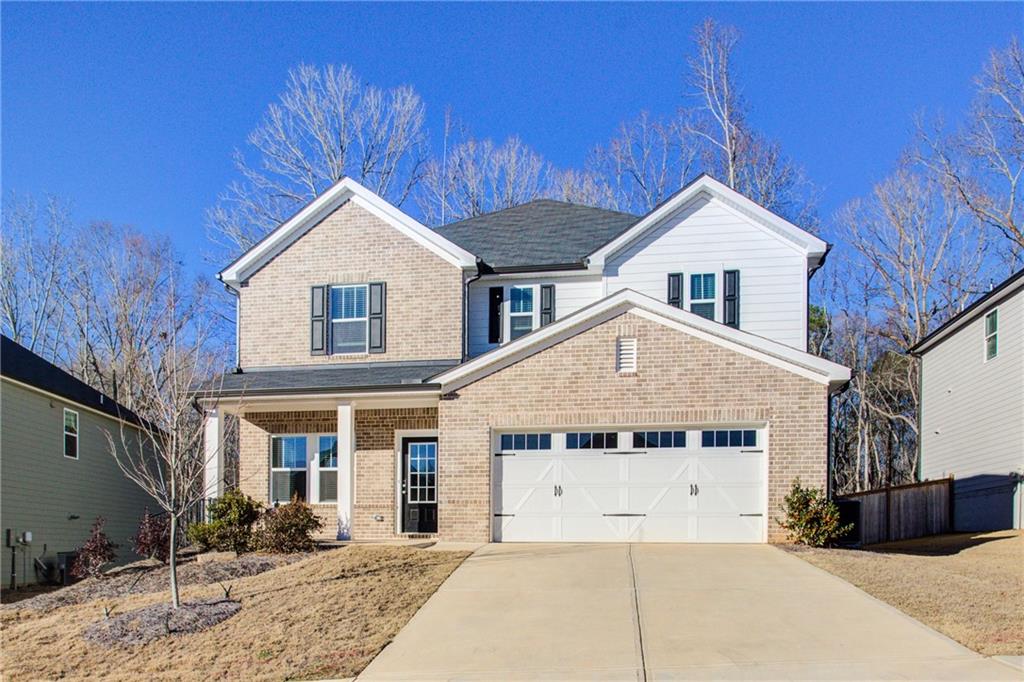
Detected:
[
  {"left": 203, "top": 408, "right": 225, "bottom": 499},
  {"left": 336, "top": 402, "right": 355, "bottom": 539}
]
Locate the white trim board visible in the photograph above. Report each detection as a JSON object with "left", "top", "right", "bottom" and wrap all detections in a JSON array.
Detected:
[
  {"left": 587, "top": 174, "right": 828, "bottom": 271},
  {"left": 218, "top": 177, "right": 477, "bottom": 287},
  {"left": 432, "top": 289, "right": 850, "bottom": 392}
]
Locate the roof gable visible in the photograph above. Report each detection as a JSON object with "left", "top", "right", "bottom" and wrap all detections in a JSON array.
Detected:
[
  {"left": 587, "top": 174, "right": 828, "bottom": 270},
  {"left": 435, "top": 200, "right": 637, "bottom": 271},
  {"left": 218, "top": 178, "right": 477, "bottom": 287},
  {"left": 431, "top": 289, "right": 850, "bottom": 392}
]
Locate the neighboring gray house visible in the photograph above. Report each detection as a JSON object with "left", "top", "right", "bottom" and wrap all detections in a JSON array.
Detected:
[
  {"left": 911, "top": 269, "right": 1024, "bottom": 531},
  {"left": 1, "top": 336, "right": 154, "bottom": 585}
]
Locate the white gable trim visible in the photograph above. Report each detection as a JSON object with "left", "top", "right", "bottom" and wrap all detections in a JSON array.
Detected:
[
  {"left": 218, "top": 177, "right": 477, "bottom": 287},
  {"left": 432, "top": 289, "right": 850, "bottom": 392},
  {"left": 587, "top": 174, "right": 828, "bottom": 270}
]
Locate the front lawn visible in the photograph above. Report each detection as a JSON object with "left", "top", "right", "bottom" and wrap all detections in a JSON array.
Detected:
[
  {"left": 785, "top": 530, "right": 1023, "bottom": 656},
  {"left": 0, "top": 545, "right": 469, "bottom": 680}
]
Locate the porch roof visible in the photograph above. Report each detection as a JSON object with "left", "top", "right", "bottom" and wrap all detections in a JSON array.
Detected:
[{"left": 197, "top": 359, "right": 459, "bottom": 397}]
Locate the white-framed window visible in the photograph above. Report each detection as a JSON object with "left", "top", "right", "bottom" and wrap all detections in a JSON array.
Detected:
[
  {"left": 271, "top": 435, "right": 308, "bottom": 504},
  {"left": 317, "top": 435, "right": 338, "bottom": 503},
  {"left": 63, "top": 408, "right": 79, "bottom": 459},
  {"left": 330, "top": 284, "right": 368, "bottom": 354},
  {"left": 499, "top": 433, "right": 552, "bottom": 452},
  {"left": 509, "top": 285, "right": 535, "bottom": 341},
  {"left": 689, "top": 273, "right": 716, "bottom": 320},
  {"left": 985, "top": 309, "right": 998, "bottom": 361}
]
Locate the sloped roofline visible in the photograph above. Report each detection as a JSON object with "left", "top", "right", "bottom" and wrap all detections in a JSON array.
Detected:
[
  {"left": 218, "top": 177, "right": 478, "bottom": 288},
  {"left": 909, "top": 268, "right": 1024, "bottom": 355},
  {"left": 586, "top": 174, "right": 829, "bottom": 270},
  {"left": 431, "top": 288, "right": 851, "bottom": 393}
]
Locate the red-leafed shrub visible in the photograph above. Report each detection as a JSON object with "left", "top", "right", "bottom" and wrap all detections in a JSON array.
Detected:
[
  {"left": 131, "top": 509, "right": 172, "bottom": 563},
  {"left": 71, "top": 517, "right": 119, "bottom": 579}
]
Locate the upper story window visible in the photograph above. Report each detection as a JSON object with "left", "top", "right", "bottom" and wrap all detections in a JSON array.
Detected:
[
  {"left": 63, "top": 408, "right": 79, "bottom": 459},
  {"left": 985, "top": 309, "right": 998, "bottom": 361},
  {"left": 509, "top": 286, "right": 535, "bottom": 340},
  {"left": 331, "top": 285, "right": 368, "bottom": 354},
  {"left": 690, "top": 273, "right": 716, "bottom": 320}
]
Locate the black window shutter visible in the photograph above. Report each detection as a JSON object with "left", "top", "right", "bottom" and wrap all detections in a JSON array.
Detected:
[
  {"left": 311, "top": 285, "right": 328, "bottom": 355},
  {"left": 667, "top": 273, "right": 683, "bottom": 308},
  {"left": 540, "top": 284, "right": 556, "bottom": 326},
  {"left": 724, "top": 270, "right": 740, "bottom": 328},
  {"left": 488, "top": 286, "right": 504, "bottom": 344},
  {"left": 368, "top": 282, "right": 386, "bottom": 353}
]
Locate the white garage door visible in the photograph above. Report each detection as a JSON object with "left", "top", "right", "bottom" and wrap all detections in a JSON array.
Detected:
[{"left": 492, "top": 428, "right": 765, "bottom": 543}]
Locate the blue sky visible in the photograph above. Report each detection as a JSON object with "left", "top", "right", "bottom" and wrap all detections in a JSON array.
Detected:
[{"left": 3, "top": 3, "right": 1018, "bottom": 277}]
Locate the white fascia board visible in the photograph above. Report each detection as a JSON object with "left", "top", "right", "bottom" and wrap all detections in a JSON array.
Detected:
[
  {"left": 218, "top": 177, "right": 477, "bottom": 287},
  {"left": 587, "top": 175, "right": 827, "bottom": 270},
  {"left": 433, "top": 289, "right": 851, "bottom": 392}
]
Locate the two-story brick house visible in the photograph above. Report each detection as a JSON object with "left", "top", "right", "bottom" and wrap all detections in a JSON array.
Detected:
[{"left": 199, "top": 174, "right": 850, "bottom": 544}]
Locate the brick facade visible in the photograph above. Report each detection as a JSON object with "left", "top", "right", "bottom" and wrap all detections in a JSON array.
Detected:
[
  {"left": 437, "top": 312, "right": 828, "bottom": 543},
  {"left": 237, "top": 200, "right": 463, "bottom": 368},
  {"left": 237, "top": 407, "right": 437, "bottom": 540}
]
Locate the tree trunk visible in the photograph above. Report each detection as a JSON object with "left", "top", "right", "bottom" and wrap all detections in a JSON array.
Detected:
[{"left": 169, "top": 514, "right": 180, "bottom": 609}]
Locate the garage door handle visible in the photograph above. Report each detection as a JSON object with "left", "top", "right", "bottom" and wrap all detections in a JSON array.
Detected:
[
  {"left": 739, "top": 513, "right": 763, "bottom": 517},
  {"left": 602, "top": 513, "right": 646, "bottom": 517}
]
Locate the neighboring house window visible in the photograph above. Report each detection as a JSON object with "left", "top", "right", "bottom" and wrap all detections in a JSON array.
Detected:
[
  {"left": 690, "top": 273, "right": 716, "bottom": 320},
  {"left": 317, "top": 436, "right": 338, "bottom": 503},
  {"left": 985, "top": 309, "right": 998, "bottom": 361},
  {"left": 271, "top": 435, "right": 308, "bottom": 504},
  {"left": 63, "top": 408, "right": 79, "bottom": 459},
  {"left": 567, "top": 432, "right": 619, "bottom": 449},
  {"left": 633, "top": 431, "right": 686, "bottom": 448},
  {"left": 331, "top": 285, "right": 368, "bottom": 354},
  {"left": 499, "top": 433, "right": 552, "bottom": 451},
  {"left": 701, "top": 430, "right": 756, "bottom": 448},
  {"left": 509, "top": 286, "right": 535, "bottom": 340}
]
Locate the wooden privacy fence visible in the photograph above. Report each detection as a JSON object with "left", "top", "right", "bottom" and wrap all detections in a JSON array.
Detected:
[{"left": 835, "top": 478, "right": 953, "bottom": 545}]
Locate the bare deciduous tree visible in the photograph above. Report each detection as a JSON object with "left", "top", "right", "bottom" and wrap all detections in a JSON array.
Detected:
[
  {"left": 917, "top": 38, "right": 1024, "bottom": 262},
  {"left": 0, "top": 193, "right": 73, "bottom": 363},
  {"left": 207, "top": 64, "right": 428, "bottom": 256},
  {"left": 418, "top": 134, "right": 549, "bottom": 224},
  {"left": 104, "top": 268, "right": 228, "bottom": 609}
]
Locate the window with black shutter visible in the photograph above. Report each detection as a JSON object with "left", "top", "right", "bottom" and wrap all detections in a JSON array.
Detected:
[
  {"left": 540, "top": 284, "right": 555, "bottom": 326},
  {"left": 368, "top": 282, "right": 386, "bottom": 353},
  {"left": 310, "top": 285, "right": 328, "bottom": 355},
  {"left": 667, "top": 273, "right": 683, "bottom": 308},
  {"left": 488, "top": 286, "right": 503, "bottom": 344},
  {"left": 724, "top": 270, "right": 740, "bottom": 329}
]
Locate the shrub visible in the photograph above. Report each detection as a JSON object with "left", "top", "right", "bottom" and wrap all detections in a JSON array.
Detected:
[
  {"left": 187, "top": 489, "right": 262, "bottom": 553},
  {"left": 254, "top": 495, "right": 323, "bottom": 553},
  {"left": 777, "top": 480, "right": 852, "bottom": 547},
  {"left": 71, "top": 517, "right": 119, "bottom": 579},
  {"left": 131, "top": 509, "right": 172, "bottom": 563}
]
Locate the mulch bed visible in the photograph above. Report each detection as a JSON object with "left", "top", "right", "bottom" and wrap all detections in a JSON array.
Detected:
[
  {"left": 1, "top": 553, "right": 304, "bottom": 612},
  {"left": 82, "top": 599, "right": 242, "bottom": 647}
]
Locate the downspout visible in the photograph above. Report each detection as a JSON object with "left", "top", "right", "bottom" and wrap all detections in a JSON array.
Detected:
[
  {"left": 217, "top": 273, "right": 242, "bottom": 373},
  {"left": 462, "top": 260, "right": 484, "bottom": 362}
]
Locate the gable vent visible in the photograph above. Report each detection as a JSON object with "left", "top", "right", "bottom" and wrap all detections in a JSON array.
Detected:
[{"left": 617, "top": 337, "right": 638, "bottom": 373}]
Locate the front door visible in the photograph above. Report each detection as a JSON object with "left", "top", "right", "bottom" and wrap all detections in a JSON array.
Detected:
[{"left": 401, "top": 437, "right": 438, "bottom": 533}]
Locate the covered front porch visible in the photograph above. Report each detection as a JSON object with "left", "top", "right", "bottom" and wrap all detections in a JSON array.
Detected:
[{"left": 199, "top": 362, "right": 453, "bottom": 540}]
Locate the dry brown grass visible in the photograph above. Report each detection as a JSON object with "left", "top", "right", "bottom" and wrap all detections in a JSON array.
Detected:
[
  {"left": 785, "top": 530, "right": 1024, "bottom": 656},
  {"left": 0, "top": 545, "right": 468, "bottom": 681}
]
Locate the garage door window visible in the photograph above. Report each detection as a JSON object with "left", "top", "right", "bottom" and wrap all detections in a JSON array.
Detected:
[
  {"left": 702, "top": 429, "right": 756, "bottom": 448},
  {"left": 566, "top": 432, "right": 618, "bottom": 449},
  {"left": 633, "top": 431, "right": 686, "bottom": 448},
  {"left": 499, "top": 433, "right": 552, "bottom": 451}
]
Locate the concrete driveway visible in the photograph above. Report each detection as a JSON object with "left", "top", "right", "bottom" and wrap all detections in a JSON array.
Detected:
[{"left": 359, "top": 544, "right": 1018, "bottom": 680}]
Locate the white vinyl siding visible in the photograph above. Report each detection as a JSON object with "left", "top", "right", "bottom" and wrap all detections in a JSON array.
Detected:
[
  {"left": 920, "top": 291, "right": 1023, "bottom": 483},
  {"left": 467, "top": 275, "right": 603, "bottom": 356},
  {"left": 603, "top": 195, "right": 808, "bottom": 350}
]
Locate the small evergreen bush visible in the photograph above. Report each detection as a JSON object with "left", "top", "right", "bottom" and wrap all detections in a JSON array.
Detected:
[
  {"left": 71, "top": 517, "right": 119, "bottom": 579},
  {"left": 186, "top": 489, "right": 262, "bottom": 553},
  {"left": 777, "top": 480, "right": 852, "bottom": 547},
  {"left": 254, "top": 495, "right": 323, "bottom": 553},
  {"left": 131, "top": 509, "right": 172, "bottom": 563}
]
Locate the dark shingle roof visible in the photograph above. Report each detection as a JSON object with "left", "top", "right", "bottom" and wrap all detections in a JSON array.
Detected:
[
  {"left": 197, "top": 359, "right": 461, "bottom": 397},
  {"left": 435, "top": 200, "right": 638, "bottom": 270},
  {"left": 1, "top": 335, "right": 146, "bottom": 426}
]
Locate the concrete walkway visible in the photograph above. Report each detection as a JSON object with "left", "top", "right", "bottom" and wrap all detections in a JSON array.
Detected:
[{"left": 359, "top": 543, "right": 1018, "bottom": 680}]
